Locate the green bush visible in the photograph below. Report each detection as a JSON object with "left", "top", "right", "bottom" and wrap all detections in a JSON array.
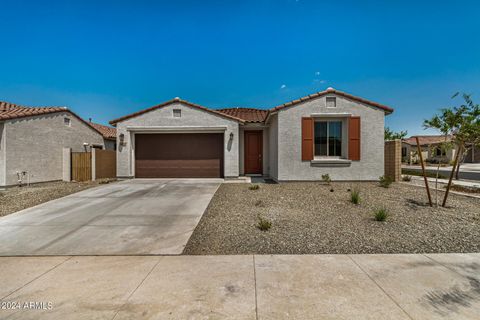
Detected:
[
  {"left": 249, "top": 184, "right": 260, "bottom": 190},
  {"left": 379, "top": 175, "right": 393, "bottom": 188},
  {"left": 321, "top": 174, "right": 331, "bottom": 184},
  {"left": 257, "top": 216, "right": 272, "bottom": 231},
  {"left": 350, "top": 189, "right": 360, "bottom": 204},
  {"left": 374, "top": 208, "right": 388, "bottom": 221},
  {"left": 402, "top": 175, "right": 412, "bottom": 182}
]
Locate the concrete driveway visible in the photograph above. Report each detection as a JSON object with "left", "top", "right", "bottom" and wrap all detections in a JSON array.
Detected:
[{"left": 0, "top": 179, "right": 221, "bottom": 255}]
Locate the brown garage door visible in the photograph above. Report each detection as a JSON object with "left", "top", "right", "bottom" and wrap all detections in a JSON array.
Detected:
[{"left": 135, "top": 133, "right": 224, "bottom": 178}]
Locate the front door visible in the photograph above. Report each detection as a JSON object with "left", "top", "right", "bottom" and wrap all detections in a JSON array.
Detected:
[{"left": 244, "top": 131, "right": 263, "bottom": 174}]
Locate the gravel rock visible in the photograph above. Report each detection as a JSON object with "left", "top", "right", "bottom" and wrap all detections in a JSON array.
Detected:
[
  {"left": 0, "top": 180, "right": 116, "bottom": 217},
  {"left": 183, "top": 182, "right": 480, "bottom": 254}
]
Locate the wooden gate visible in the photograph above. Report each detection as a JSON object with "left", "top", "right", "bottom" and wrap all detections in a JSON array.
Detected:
[
  {"left": 95, "top": 150, "right": 116, "bottom": 179},
  {"left": 72, "top": 152, "right": 92, "bottom": 181}
]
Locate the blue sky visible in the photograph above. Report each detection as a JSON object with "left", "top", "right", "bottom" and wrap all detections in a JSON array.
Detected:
[{"left": 1, "top": 0, "right": 479, "bottom": 135}]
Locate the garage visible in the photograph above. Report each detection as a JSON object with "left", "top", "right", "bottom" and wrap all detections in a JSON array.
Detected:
[{"left": 134, "top": 133, "right": 224, "bottom": 178}]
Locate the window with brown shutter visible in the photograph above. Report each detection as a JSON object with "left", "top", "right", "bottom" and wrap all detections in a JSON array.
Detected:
[
  {"left": 348, "top": 116, "right": 361, "bottom": 160},
  {"left": 302, "top": 117, "right": 314, "bottom": 161}
]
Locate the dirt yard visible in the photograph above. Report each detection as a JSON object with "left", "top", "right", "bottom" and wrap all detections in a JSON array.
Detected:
[
  {"left": 0, "top": 180, "right": 116, "bottom": 217},
  {"left": 184, "top": 182, "right": 480, "bottom": 255}
]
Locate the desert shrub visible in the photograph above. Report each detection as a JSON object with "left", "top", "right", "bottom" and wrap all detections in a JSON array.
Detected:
[
  {"left": 249, "top": 184, "right": 260, "bottom": 190},
  {"left": 379, "top": 175, "right": 393, "bottom": 188},
  {"left": 321, "top": 174, "right": 331, "bottom": 184},
  {"left": 350, "top": 189, "right": 360, "bottom": 204},
  {"left": 402, "top": 175, "right": 412, "bottom": 182},
  {"left": 255, "top": 200, "right": 265, "bottom": 207},
  {"left": 257, "top": 216, "right": 272, "bottom": 231},
  {"left": 374, "top": 208, "right": 388, "bottom": 221}
]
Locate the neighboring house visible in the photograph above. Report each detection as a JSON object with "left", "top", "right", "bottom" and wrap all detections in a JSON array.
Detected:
[
  {"left": 0, "top": 101, "right": 106, "bottom": 187},
  {"left": 88, "top": 121, "right": 117, "bottom": 150},
  {"left": 402, "top": 135, "right": 455, "bottom": 164},
  {"left": 109, "top": 87, "right": 393, "bottom": 181}
]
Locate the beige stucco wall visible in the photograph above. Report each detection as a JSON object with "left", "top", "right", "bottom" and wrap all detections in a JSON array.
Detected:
[
  {"left": 2, "top": 112, "right": 104, "bottom": 186},
  {"left": 115, "top": 102, "right": 240, "bottom": 178},
  {"left": 276, "top": 94, "right": 387, "bottom": 181},
  {"left": 268, "top": 114, "right": 279, "bottom": 180},
  {"left": 0, "top": 123, "right": 5, "bottom": 186}
]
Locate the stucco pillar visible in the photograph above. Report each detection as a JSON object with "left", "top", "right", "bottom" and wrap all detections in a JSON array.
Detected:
[
  {"left": 91, "top": 148, "right": 96, "bottom": 181},
  {"left": 62, "top": 148, "right": 71, "bottom": 182}
]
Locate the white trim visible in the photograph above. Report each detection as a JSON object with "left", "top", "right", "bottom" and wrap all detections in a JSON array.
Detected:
[
  {"left": 310, "top": 113, "right": 352, "bottom": 117},
  {"left": 126, "top": 126, "right": 228, "bottom": 133},
  {"left": 311, "top": 158, "right": 352, "bottom": 167}
]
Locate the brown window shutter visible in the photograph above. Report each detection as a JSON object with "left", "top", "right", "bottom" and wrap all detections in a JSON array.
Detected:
[
  {"left": 348, "top": 116, "right": 361, "bottom": 161},
  {"left": 301, "top": 117, "right": 314, "bottom": 161}
]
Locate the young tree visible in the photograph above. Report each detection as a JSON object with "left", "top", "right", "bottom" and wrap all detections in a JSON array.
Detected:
[
  {"left": 384, "top": 127, "right": 408, "bottom": 140},
  {"left": 424, "top": 93, "right": 480, "bottom": 207}
]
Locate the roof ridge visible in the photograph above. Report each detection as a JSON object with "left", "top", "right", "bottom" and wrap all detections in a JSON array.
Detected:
[{"left": 271, "top": 87, "right": 393, "bottom": 114}]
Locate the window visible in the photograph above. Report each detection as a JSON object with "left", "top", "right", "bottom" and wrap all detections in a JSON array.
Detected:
[
  {"left": 173, "top": 109, "right": 181, "bottom": 117},
  {"left": 64, "top": 117, "right": 71, "bottom": 126},
  {"left": 435, "top": 147, "right": 446, "bottom": 156},
  {"left": 326, "top": 97, "right": 336, "bottom": 108},
  {"left": 402, "top": 147, "right": 407, "bottom": 157},
  {"left": 314, "top": 121, "right": 342, "bottom": 157}
]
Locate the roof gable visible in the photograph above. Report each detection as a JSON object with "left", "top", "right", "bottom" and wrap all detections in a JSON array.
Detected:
[
  {"left": 109, "top": 98, "right": 245, "bottom": 125},
  {"left": 0, "top": 101, "right": 105, "bottom": 137},
  {"left": 271, "top": 87, "right": 393, "bottom": 114}
]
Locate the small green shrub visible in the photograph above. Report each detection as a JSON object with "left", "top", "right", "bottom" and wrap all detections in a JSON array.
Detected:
[
  {"left": 321, "top": 174, "right": 331, "bottom": 184},
  {"left": 350, "top": 189, "right": 360, "bottom": 204},
  {"left": 379, "top": 175, "right": 393, "bottom": 188},
  {"left": 374, "top": 208, "right": 388, "bottom": 221},
  {"left": 249, "top": 184, "right": 260, "bottom": 190},
  {"left": 402, "top": 175, "right": 412, "bottom": 182},
  {"left": 257, "top": 216, "right": 272, "bottom": 231}
]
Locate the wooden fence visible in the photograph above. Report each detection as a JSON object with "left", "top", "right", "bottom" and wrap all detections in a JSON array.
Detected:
[
  {"left": 71, "top": 152, "right": 92, "bottom": 182},
  {"left": 95, "top": 149, "right": 116, "bottom": 179}
]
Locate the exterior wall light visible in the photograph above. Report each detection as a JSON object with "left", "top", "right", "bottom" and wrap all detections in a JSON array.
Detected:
[
  {"left": 119, "top": 133, "right": 126, "bottom": 146},
  {"left": 229, "top": 132, "right": 234, "bottom": 140}
]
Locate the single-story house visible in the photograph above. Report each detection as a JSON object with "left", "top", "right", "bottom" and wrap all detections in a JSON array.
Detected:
[
  {"left": 109, "top": 87, "right": 393, "bottom": 181},
  {"left": 88, "top": 121, "right": 117, "bottom": 150},
  {"left": 0, "top": 101, "right": 111, "bottom": 187},
  {"left": 402, "top": 135, "right": 456, "bottom": 164}
]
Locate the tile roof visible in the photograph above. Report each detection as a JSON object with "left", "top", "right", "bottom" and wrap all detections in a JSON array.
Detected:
[
  {"left": 109, "top": 98, "right": 246, "bottom": 125},
  {"left": 0, "top": 100, "right": 105, "bottom": 137},
  {"left": 89, "top": 122, "right": 117, "bottom": 140},
  {"left": 403, "top": 135, "right": 453, "bottom": 146},
  {"left": 271, "top": 87, "right": 394, "bottom": 114},
  {"left": 217, "top": 107, "right": 269, "bottom": 123},
  {"left": 0, "top": 101, "right": 67, "bottom": 121}
]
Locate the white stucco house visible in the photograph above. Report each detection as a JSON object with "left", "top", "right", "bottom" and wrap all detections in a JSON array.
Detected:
[
  {"left": 109, "top": 87, "right": 393, "bottom": 181},
  {"left": 0, "top": 101, "right": 114, "bottom": 187}
]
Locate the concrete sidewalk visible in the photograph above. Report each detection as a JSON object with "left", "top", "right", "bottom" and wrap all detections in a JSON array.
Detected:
[{"left": 1, "top": 254, "right": 479, "bottom": 319}]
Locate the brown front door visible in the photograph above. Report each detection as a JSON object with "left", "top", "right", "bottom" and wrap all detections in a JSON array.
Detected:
[
  {"left": 244, "top": 131, "right": 263, "bottom": 174},
  {"left": 135, "top": 133, "right": 224, "bottom": 178}
]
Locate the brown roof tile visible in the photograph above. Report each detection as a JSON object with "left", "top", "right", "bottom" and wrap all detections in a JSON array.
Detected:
[
  {"left": 403, "top": 135, "right": 453, "bottom": 146},
  {"left": 271, "top": 87, "right": 394, "bottom": 114},
  {"left": 0, "top": 101, "right": 67, "bottom": 121},
  {"left": 217, "top": 108, "right": 269, "bottom": 123},
  {"left": 89, "top": 122, "right": 117, "bottom": 140},
  {"left": 0, "top": 100, "right": 105, "bottom": 137}
]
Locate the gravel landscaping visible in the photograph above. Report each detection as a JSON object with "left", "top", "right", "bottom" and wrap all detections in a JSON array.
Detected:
[
  {"left": 183, "top": 182, "right": 480, "bottom": 255},
  {"left": 0, "top": 180, "right": 116, "bottom": 217}
]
